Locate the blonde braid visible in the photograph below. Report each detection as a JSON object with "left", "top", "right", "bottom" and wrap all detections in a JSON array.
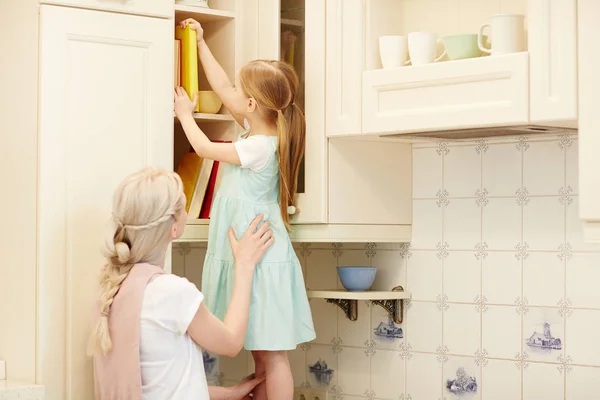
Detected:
[{"left": 88, "top": 168, "right": 185, "bottom": 356}]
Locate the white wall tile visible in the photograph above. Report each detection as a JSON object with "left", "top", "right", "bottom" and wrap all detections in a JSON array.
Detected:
[
  {"left": 482, "top": 251, "right": 521, "bottom": 305},
  {"left": 522, "top": 307, "right": 564, "bottom": 363},
  {"left": 220, "top": 351, "right": 247, "bottom": 382},
  {"left": 310, "top": 299, "right": 338, "bottom": 345},
  {"left": 444, "top": 251, "right": 481, "bottom": 303},
  {"left": 523, "top": 252, "right": 564, "bottom": 307},
  {"left": 482, "top": 306, "right": 521, "bottom": 359},
  {"left": 371, "top": 350, "right": 405, "bottom": 399},
  {"left": 482, "top": 198, "right": 521, "bottom": 250},
  {"left": 406, "top": 301, "right": 443, "bottom": 353},
  {"left": 445, "top": 198, "right": 481, "bottom": 250},
  {"left": 523, "top": 362, "right": 565, "bottom": 400},
  {"left": 482, "top": 142, "right": 522, "bottom": 197},
  {"left": 337, "top": 347, "right": 371, "bottom": 397},
  {"left": 306, "top": 345, "right": 337, "bottom": 389},
  {"left": 566, "top": 139, "right": 578, "bottom": 194},
  {"left": 481, "top": 359, "right": 521, "bottom": 400},
  {"left": 289, "top": 348, "right": 307, "bottom": 387},
  {"left": 305, "top": 250, "right": 338, "bottom": 290},
  {"left": 567, "top": 366, "right": 600, "bottom": 399},
  {"left": 443, "top": 304, "right": 480, "bottom": 356},
  {"left": 371, "top": 304, "right": 405, "bottom": 350},
  {"left": 566, "top": 253, "right": 600, "bottom": 309},
  {"left": 406, "top": 353, "right": 443, "bottom": 400},
  {"left": 444, "top": 145, "right": 482, "bottom": 198},
  {"left": 412, "top": 200, "right": 443, "bottom": 250},
  {"left": 370, "top": 250, "right": 406, "bottom": 291},
  {"left": 337, "top": 301, "right": 371, "bottom": 348},
  {"left": 407, "top": 251, "right": 442, "bottom": 301},
  {"left": 523, "top": 197, "right": 565, "bottom": 251},
  {"left": 567, "top": 309, "right": 600, "bottom": 366},
  {"left": 523, "top": 141, "right": 565, "bottom": 196},
  {"left": 443, "top": 356, "right": 481, "bottom": 400},
  {"left": 413, "top": 147, "right": 442, "bottom": 198}
]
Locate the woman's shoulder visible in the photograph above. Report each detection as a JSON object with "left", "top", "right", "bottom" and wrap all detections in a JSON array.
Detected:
[{"left": 145, "top": 274, "right": 200, "bottom": 299}]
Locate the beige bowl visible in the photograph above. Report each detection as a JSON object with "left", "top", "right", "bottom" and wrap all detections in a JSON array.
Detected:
[{"left": 197, "top": 91, "right": 223, "bottom": 114}]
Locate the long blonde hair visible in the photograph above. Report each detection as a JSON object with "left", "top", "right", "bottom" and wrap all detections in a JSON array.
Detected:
[
  {"left": 239, "top": 60, "right": 306, "bottom": 229},
  {"left": 87, "top": 167, "right": 185, "bottom": 356}
]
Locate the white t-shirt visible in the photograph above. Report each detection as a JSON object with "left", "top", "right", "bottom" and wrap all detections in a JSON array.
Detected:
[
  {"left": 234, "top": 135, "right": 275, "bottom": 172},
  {"left": 140, "top": 274, "right": 208, "bottom": 400}
]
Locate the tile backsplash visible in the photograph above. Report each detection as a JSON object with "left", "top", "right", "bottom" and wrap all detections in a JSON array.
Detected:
[{"left": 173, "top": 134, "right": 600, "bottom": 399}]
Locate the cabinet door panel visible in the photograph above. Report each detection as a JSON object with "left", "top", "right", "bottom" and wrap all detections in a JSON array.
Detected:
[
  {"left": 529, "top": 0, "right": 578, "bottom": 126},
  {"left": 40, "top": 0, "right": 172, "bottom": 18},
  {"left": 38, "top": 6, "right": 172, "bottom": 399},
  {"left": 326, "top": 0, "right": 363, "bottom": 136}
]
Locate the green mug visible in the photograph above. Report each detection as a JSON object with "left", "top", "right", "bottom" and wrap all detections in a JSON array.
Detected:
[{"left": 442, "top": 33, "right": 487, "bottom": 60}]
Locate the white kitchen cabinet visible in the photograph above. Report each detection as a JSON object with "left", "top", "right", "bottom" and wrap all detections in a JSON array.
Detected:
[
  {"left": 325, "top": 0, "right": 364, "bottom": 136},
  {"left": 577, "top": 0, "right": 600, "bottom": 243},
  {"left": 40, "top": 0, "right": 173, "bottom": 18},
  {"left": 38, "top": 5, "right": 173, "bottom": 398},
  {"left": 359, "top": 0, "right": 579, "bottom": 137},
  {"left": 528, "top": 0, "right": 578, "bottom": 127}
]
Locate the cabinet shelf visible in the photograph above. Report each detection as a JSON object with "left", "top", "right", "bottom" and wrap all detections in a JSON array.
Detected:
[
  {"left": 174, "top": 4, "right": 235, "bottom": 23},
  {"left": 308, "top": 287, "right": 410, "bottom": 323},
  {"left": 174, "top": 113, "right": 235, "bottom": 123},
  {"left": 281, "top": 18, "right": 303, "bottom": 27}
]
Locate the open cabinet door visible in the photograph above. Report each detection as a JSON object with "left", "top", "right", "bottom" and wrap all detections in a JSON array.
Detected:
[{"left": 256, "top": 0, "right": 327, "bottom": 224}]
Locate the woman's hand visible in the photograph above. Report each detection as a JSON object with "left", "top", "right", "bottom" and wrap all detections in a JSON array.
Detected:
[
  {"left": 227, "top": 374, "right": 265, "bottom": 400},
  {"left": 179, "top": 18, "right": 204, "bottom": 43},
  {"left": 174, "top": 87, "right": 197, "bottom": 119},
  {"left": 228, "top": 214, "right": 274, "bottom": 270}
]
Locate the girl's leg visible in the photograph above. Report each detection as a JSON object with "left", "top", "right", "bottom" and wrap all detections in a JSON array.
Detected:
[
  {"left": 251, "top": 351, "right": 268, "bottom": 400},
  {"left": 263, "top": 351, "right": 293, "bottom": 400}
]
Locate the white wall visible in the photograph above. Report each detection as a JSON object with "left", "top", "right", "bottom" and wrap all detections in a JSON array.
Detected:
[{"left": 0, "top": 0, "right": 39, "bottom": 383}]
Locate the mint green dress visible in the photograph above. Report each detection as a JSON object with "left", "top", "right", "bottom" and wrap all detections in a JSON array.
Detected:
[{"left": 201, "top": 133, "right": 316, "bottom": 351}]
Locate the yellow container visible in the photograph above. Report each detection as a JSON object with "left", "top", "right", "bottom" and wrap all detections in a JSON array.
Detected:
[
  {"left": 175, "top": 25, "right": 200, "bottom": 112},
  {"left": 197, "top": 91, "right": 223, "bottom": 114}
]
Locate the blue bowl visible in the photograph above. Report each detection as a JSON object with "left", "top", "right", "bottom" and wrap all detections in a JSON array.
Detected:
[{"left": 337, "top": 266, "right": 377, "bottom": 292}]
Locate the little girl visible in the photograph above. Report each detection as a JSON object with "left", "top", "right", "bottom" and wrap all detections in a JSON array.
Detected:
[{"left": 175, "top": 18, "right": 316, "bottom": 400}]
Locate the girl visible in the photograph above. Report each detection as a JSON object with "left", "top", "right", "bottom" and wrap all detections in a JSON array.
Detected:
[
  {"left": 88, "top": 167, "right": 274, "bottom": 400},
  {"left": 175, "top": 18, "right": 316, "bottom": 400}
]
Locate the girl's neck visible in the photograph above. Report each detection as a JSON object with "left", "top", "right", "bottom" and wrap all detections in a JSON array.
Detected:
[{"left": 247, "top": 117, "right": 277, "bottom": 137}]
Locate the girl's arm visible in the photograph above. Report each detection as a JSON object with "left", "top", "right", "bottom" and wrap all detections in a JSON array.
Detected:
[
  {"left": 196, "top": 40, "right": 246, "bottom": 127},
  {"left": 186, "top": 215, "right": 274, "bottom": 357},
  {"left": 174, "top": 88, "right": 241, "bottom": 165}
]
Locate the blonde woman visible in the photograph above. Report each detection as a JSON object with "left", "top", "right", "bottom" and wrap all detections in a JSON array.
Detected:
[
  {"left": 175, "top": 18, "right": 316, "bottom": 400},
  {"left": 88, "top": 167, "right": 274, "bottom": 400}
]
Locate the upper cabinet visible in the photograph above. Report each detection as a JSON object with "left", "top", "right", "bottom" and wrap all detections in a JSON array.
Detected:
[
  {"left": 577, "top": 0, "right": 600, "bottom": 243},
  {"left": 325, "top": 0, "right": 579, "bottom": 138},
  {"left": 40, "top": 0, "right": 173, "bottom": 18}
]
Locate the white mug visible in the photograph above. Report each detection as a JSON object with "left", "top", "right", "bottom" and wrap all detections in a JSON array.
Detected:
[
  {"left": 408, "top": 32, "right": 447, "bottom": 66},
  {"left": 379, "top": 36, "right": 409, "bottom": 69},
  {"left": 478, "top": 14, "right": 525, "bottom": 55}
]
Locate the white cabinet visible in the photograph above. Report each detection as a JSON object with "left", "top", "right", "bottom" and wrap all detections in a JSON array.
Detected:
[
  {"left": 528, "top": 0, "right": 578, "bottom": 127},
  {"left": 325, "top": 0, "right": 363, "bottom": 136},
  {"left": 38, "top": 6, "right": 173, "bottom": 398},
  {"left": 577, "top": 0, "right": 600, "bottom": 243},
  {"left": 359, "top": 0, "right": 578, "bottom": 137},
  {"left": 40, "top": 0, "right": 172, "bottom": 18}
]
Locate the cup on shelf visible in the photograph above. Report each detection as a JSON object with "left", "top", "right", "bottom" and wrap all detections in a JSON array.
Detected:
[
  {"left": 478, "top": 14, "right": 525, "bottom": 56},
  {"left": 407, "top": 31, "right": 447, "bottom": 66},
  {"left": 379, "top": 35, "right": 409, "bottom": 69},
  {"left": 442, "top": 33, "right": 487, "bottom": 60}
]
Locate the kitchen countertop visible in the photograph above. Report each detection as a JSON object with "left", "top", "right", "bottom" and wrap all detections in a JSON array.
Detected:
[{"left": 0, "top": 381, "right": 44, "bottom": 400}]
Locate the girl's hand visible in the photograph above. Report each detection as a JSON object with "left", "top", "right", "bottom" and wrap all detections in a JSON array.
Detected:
[
  {"left": 228, "top": 214, "right": 274, "bottom": 270},
  {"left": 174, "top": 87, "right": 197, "bottom": 118},
  {"left": 179, "top": 18, "right": 204, "bottom": 43}
]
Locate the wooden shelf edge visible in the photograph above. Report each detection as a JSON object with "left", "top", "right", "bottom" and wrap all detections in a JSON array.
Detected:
[
  {"left": 281, "top": 18, "right": 303, "bottom": 27},
  {"left": 174, "top": 4, "right": 235, "bottom": 21},
  {"left": 307, "top": 290, "right": 411, "bottom": 301},
  {"left": 175, "top": 223, "right": 412, "bottom": 243}
]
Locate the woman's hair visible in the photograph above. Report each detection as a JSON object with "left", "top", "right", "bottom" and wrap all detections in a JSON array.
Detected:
[
  {"left": 239, "top": 60, "right": 306, "bottom": 229},
  {"left": 87, "top": 167, "right": 185, "bottom": 356}
]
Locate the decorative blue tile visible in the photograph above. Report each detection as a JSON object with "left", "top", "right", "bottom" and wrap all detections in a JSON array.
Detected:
[
  {"left": 446, "top": 367, "right": 478, "bottom": 395},
  {"left": 308, "top": 359, "right": 334, "bottom": 387}
]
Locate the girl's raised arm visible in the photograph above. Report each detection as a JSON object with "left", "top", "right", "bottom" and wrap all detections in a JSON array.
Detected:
[{"left": 180, "top": 18, "right": 246, "bottom": 127}]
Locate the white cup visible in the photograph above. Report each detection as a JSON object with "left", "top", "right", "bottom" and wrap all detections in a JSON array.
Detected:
[
  {"left": 478, "top": 14, "right": 525, "bottom": 55},
  {"left": 379, "top": 35, "right": 409, "bottom": 69},
  {"left": 408, "top": 32, "right": 447, "bottom": 66}
]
